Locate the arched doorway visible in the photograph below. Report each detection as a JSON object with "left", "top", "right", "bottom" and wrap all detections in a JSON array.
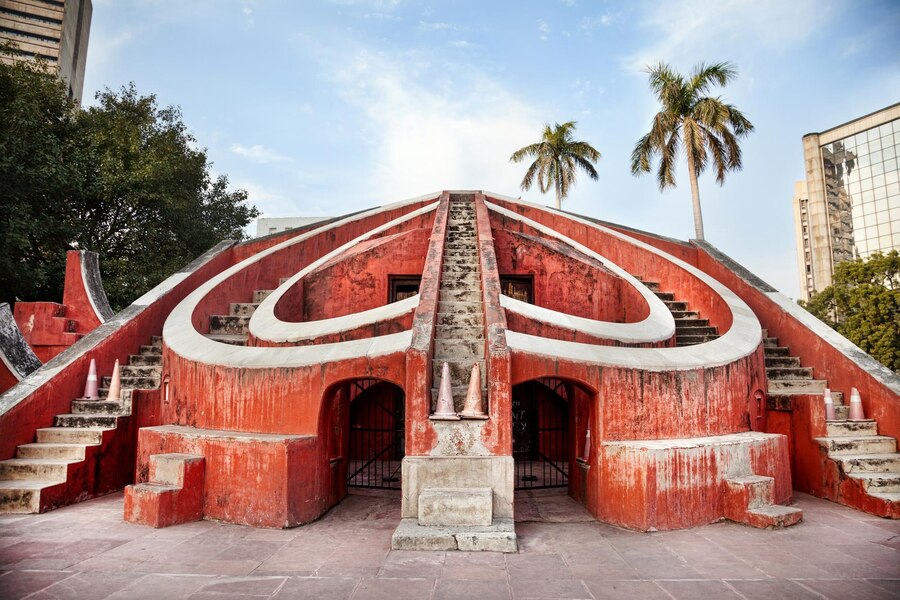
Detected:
[
  {"left": 512, "top": 378, "right": 572, "bottom": 490},
  {"left": 346, "top": 379, "right": 405, "bottom": 489}
]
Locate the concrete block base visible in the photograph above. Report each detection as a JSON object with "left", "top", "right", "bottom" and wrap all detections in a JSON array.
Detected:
[
  {"left": 391, "top": 517, "right": 517, "bottom": 552},
  {"left": 418, "top": 487, "right": 492, "bottom": 526},
  {"left": 124, "top": 453, "right": 205, "bottom": 528}
]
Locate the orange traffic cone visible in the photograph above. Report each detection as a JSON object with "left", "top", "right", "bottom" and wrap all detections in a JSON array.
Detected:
[
  {"left": 106, "top": 359, "right": 121, "bottom": 401},
  {"left": 460, "top": 363, "right": 487, "bottom": 419},
  {"left": 848, "top": 387, "right": 865, "bottom": 421},
  {"left": 83, "top": 358, "right": 99, "bottom": 399},
  {"left": 823, "top": 388, "right": 836, "bottom": 421},
  {"left": 432, "top": 362, "right": 460, "bottom": 420}
]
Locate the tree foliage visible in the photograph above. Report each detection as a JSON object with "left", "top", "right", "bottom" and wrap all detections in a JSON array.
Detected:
[
  {"left": 631, "top": 61, "right": 753, "bottom": 240},
  {"left": 0, "top": 52, "right": 258, "bottom": 310},
  {"left": 510, "top": 121, "right": 600, "bottom": 209},
  {"left": 801, "top": 251, "right": 900, "bottom": 373}
]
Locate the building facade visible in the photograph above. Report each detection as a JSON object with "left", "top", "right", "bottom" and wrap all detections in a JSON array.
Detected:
[
  {"left": 794, "top": 103, "right": 900, "bottom": 300},
  {"left": 0, "top": 0, "right": 92, "bottom": 103},
  {"left": 255, "top": 216, "right": 332, "bottom": 238}
]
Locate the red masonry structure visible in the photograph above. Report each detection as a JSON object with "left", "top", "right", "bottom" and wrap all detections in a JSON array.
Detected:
[{"left": 0, "top": 191, "right": 897, "bottom": 545}]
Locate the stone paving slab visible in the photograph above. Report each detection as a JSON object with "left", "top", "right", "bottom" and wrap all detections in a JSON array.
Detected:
[{"left": 0, "top": 490, "right": 899, "bottom": 599}]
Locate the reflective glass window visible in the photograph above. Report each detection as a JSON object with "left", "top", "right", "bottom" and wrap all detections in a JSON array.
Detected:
[
  {"left": 871, "top": 150, "right": 884, "bottom": 164},
  {"left": 874, "top": 186, "right": 887, "bottom": 200},
  {"left": 862, "top": 178, "right": 874, "bottom": 192},
  {"left": 873, "top": 174, "right": 886, "bottom": 188},
  {"left": 870, "top": 137, "right": 882, "bottom": 151},
  {"left": 880, "top": 124, "right": 893, "bottom": 137},
  {"left": 873, "top": 163, "right": 885, "bottom": 176},
  {"left": 885, "top": 146, "right": 896, "bottom": 160},
  {"left": 887, "top": 182, "right": 900, "bottom": 196}
]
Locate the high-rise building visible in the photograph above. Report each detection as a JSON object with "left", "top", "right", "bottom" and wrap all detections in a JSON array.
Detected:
[
  {"left": 794, "top": 102, "right": 900, "bottom": 300},
  {"left": 0, "top": 0, "right": 92, "bottom": 103}
]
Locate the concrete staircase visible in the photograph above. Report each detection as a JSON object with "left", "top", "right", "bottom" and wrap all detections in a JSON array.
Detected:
[
  {"left": 431, "top": 197, "right": 485, "bottom": 413},
  {"left": 723, "top": 475, "right": 803, "bottom": 529},
  {"left": 764, "top": 333, "right": 900, "bottom": 515},
  {"left": 0, "top": 337, "right": 164, "bottom": 513},
  {"left": 204, "top": 280, "right": 286, "bottom": 346},
  {"left": 635, "top": 277, "right": 719, "bottom": 346}
]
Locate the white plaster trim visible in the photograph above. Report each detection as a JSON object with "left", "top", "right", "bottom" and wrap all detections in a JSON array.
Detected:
[
  {"left": 80, "top": 259, "right": 108, "bottom": 323},
  {"left": 0, "top": 351, "right": 24, "bottom": 381},
  {"left": 249, "top": 205, "right": 436, "bottom": 343},
  {"left": 603, "top": 431, "right": 782, "bottom": 450},
  {"left": 489, "top": 203, "right": 674, "bottom": 344},
  {"left": 484, "top": 195, "right": 761, "bottom": 371},
  {"left": 164, "top": 193, "right": 440, "bottom": 368}
]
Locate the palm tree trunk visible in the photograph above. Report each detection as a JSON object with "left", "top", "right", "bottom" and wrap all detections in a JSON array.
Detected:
[
  {"left": 685, "top": 151, "right": 705, "bottom": 240},
  {"left": 555, "top": 185, "right": 561, "bottom": 210}
]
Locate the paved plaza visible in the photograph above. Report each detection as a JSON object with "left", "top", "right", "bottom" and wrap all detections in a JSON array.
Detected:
[{"left": 0, "top": 489, "right": 898, "bottom": 599}]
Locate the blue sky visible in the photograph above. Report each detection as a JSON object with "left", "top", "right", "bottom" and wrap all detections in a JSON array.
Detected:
[{"left": 83, "top": 0, "right": 900, "bottom": 297}]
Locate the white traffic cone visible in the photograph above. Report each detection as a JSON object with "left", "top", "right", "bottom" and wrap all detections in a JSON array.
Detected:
[
  {"left": 432, "top": 362, "right": 460, "bottom": 420},
  {"left": 460, "top": 363, "right": 487, "bottom": 419},
  {"left": 83, "top": 358, "right": 99, "bottom": 399},
  {"left": 848, "top": 387, "right": 865, "bottom": 421},
  {"left": 823, "top": 388, "right": 836, "bottom": 421},
  {"left": 106, "top": 359, "right": 121, "bottom": 401}
]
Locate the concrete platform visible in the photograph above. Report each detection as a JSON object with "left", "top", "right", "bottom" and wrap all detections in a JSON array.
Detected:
[{"left": 1, "top": 489, "right": 899, "bottom": 599}]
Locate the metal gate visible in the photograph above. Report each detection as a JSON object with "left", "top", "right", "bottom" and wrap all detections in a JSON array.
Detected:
[
  {"left": 512, "top": 379, "right": 570, "bottom": 490},
  {"left": 347, "top": 380, "right": 404, "bottom": 489}
]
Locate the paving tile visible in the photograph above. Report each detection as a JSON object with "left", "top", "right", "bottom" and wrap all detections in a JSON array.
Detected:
[
  {"left": 196, "top": 576, "right": 287, "bottom": 595},
  {"left": 106, "top": 573, "right": 215, "bottom": 600},
  {"left": 657, "top": 579, "right": 745, "bottom": 599},
  {"left": 351, "top": 577, "right": 434, "bottom": 599},
  {"left": 272, "top": 576, "right": 359, "bottom": 599},
  {"left": 27, "top": 571, "right": 143, "bottom": 600},
  {"left": 506, "top": 553, "right": 573, "bottom": 579},
  {"left": 797, "top": 578, "right": 900, "bottom": 600},
  {"left": 725, "top": 579, "right": 824, "bottom": 600},
  {"left": 434, "top": 578, "right": 511, "bottom": 599},
  {"left": 508, "top": 578, "right": 592, "bottom": 599},
  {"left": 582, "top": 579, "right": 670, "bottom": 600},
  {"left": 0, "top": 570, "right": 76, "bottom": 600}
]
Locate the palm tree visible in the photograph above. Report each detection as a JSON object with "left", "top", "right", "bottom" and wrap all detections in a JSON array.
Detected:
[
  {"left": 631, "top": 61, "right": 753, "bottom": 240},
  {"left": 510, "top": 121, "right": 600, "bottom": 209}
]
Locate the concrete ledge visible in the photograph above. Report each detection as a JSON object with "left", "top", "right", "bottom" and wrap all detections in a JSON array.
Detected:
[
  {"left": 391, "top": 517, "right": 517, "bottom": 552},
  {"left": 402, "top": 456, "right": 513, "bottom": 520},
  {"left": 418, "top": 487, "right": 492, "bottom": 527}
]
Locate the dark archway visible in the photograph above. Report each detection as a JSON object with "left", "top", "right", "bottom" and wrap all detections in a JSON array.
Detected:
[
  {"left": 512, "top": 379, "right": 572, "bottom": 490},
  {"left": 346, "top": 379, "right": 405, "bottom": 489}
]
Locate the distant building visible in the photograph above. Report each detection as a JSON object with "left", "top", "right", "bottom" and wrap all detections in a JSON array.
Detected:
[
  {"left": 0, "top": 0, "right": 92, "bottom": 103},
  {"left": 255, "top": 216, "right": 332, "bottom": 238},
  {"left": 794, "top": 102, "right": 900, "bottom": 300}
]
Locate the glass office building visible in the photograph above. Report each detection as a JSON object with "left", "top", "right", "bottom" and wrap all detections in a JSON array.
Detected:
[{"left": 794, "top": 104, "right": 900, "bottom": 300}]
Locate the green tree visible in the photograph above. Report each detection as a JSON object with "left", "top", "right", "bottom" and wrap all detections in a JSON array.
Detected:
[
  {"left": 0, "top": 47, "right": 82, "bottom": 304},
  {"left": 801, "top": 251, "right": 900, "bottom": 373},
  {"left": 631, "top": 61, "right": 753, "bottom": 240},
  {"left": 72, "top": 85, "right": 259, "bottom": 309},
  {"left": 510, "top": 121, "right": 600, "bottom": 209},
  {"left": 0, "top": 49, "right": 258, "bottom": 310}
]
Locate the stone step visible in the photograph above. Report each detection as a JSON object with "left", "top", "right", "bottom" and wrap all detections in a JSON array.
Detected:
[
  {"left": 120, "top": 365, "right": 162, "bottom": 378},
  {"left": 54, "top": 413, "right": 119, "bottom": 428},
  {"left": 766, "top": 366, "right": 813, "bottom": 379},
  {"left": 764, "top": 356, "right": 801, "bottom": 368},
  {"left": 817, "top": 436, "right": 898, "bottom": 456},
  {"left": 128, "top": 353, "right": 162, "bottom": 366},
  {"left": 253, "top": 290, "right": 273, "bottom": 303},
  {"left": 36, "top": 427, "right": 109, "bottom": 445},
  {"left": 763, "top": 338, "right": 779, "bottom": 348},
  {"left": 642, "top": 281, "right": 660, "bottom": 291},
  {"left": 0, "top": 458, "right": 75, "bottom": 481},
  {"left": 434, "top": 339, "right": 485, "bottom": 360},
  {"left": 229, "top": 302, "right": 259, "bottom": 317},
  {"left": 434, "top": 324, "right": 484, "bottom": 339},
  {"left": 101, "top": 375, "right": 161, "bottom": 389},
  {"left": 870, "top": 491, "right": 900, "bottom": 504},
  {"left": 676, "top": 325, "right": 717, "bottom": 336},
  {"left": 440, "top": 289, "right": 482, "bottom": 303},
  {"left": 837, "top": 454, "right": 900, "bottom": 474},
  {"left": 436, "top": 301, "right": 483, "bottom": 315},
  {"left": 670, "top": 310, "right": 700, "bottom": 320},
  {"left": 764, "top": 346, "right": 790, "bottom": 357},
  {"left": 835, "top": 405, "right": 850, "bottom": 420},
  {"left": 432, "top": 360, "right": 486, "bottom": 387},
  {"left": 0, "top": 480, "right": 66, "bottom": 514},
  {"left": 767, "top": 379, "right": 827, "bottom": 394},
  {"left": 676, "top": 334, "right": 716, "bottom": 345},
  {"left": 826, "top": 420, "right": 878, "bottom": 437},
  {"left": 16, "top": 443, "right": 89, "bottom": 460},
  {"left": 654, "top": 291, "right": 675, "bottom": 301},
  {"left": 437, "top": 312, "right": 484, "bottom": 328},
  {"left": 675, "top": 317, "right": 708, "bottom": 327},
  {"left": 140, "top": 345, "right": 160, "bottom": 354},
  {"left": 444, "top": 250, "right": 478, "bottom": 258},
  {"left": 205, "top": 333, "right": 248, "bottom": 346},
  {"left": 209, "top": 315, "right": 250, "bottom": 335},
  {"left": 848, "top": 472, "right": 900, "bottom": 493},
  {"left": 664, "top": 301, "right": 688, "bottom": 312},
  {"left": 747, "top": 504, "right": 803, "bottom": 529},
  {"left": 70, "top": 399, "right": 130, "bottom": 416}
]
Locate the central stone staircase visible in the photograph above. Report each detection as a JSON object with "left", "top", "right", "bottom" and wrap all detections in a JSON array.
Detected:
[
  {"left": 431, "top": 197, "right": 486, "bottom": 412},
  {"left": 204, "top": 281, "right": 286, "bottom": 347},
  {"left": 0, "top": 337, "right": 163, "bottom": 513}
]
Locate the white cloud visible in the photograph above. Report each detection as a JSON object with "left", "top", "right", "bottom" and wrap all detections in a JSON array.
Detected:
[
  {"left": 580, "top": 12, "right": 615, "bottom": 31},
  {"left": 624, "top": 0, "right": 829, "bottom": 72},
  {"left": 419, "top": 21, "right": 462, "bottom": 32},
  {"left": 230, "top": 144, "right": 294, "bottom": 164},
  {"left": 330, "top": 49, "right": 540, "bottom": 202},
  {"left": 537, "top": 19, "right": 550, "bottom": 41},
  {"left": 449, "top": 40, "right": 476, "bottom": 49}
]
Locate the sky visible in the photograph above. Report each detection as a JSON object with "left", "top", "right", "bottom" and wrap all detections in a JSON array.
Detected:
[{"left": 82, "top": 0, "right": 900, "bottom": 298}]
